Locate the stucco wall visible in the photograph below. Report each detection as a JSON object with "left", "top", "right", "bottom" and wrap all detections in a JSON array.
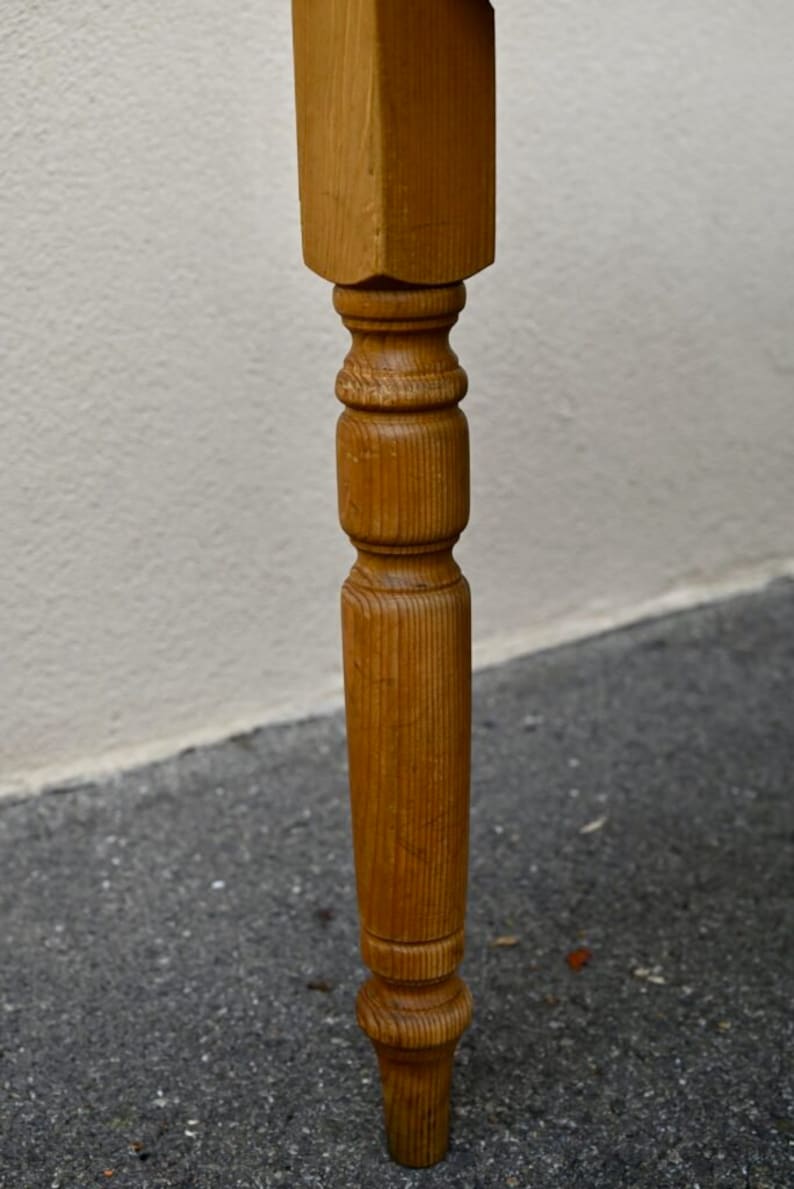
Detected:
[{"left": 2, "top": 1, "right": 793, "bottom": 792}]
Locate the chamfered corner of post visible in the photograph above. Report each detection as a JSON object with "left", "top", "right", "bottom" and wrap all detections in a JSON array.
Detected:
[{"left": 292, "top": 0, "right": 495, "bottom": 286}]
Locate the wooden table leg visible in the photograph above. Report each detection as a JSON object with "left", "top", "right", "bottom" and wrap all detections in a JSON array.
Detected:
[
  {"left": 292, "top": 1, "right": 495, "bottom": 1166},
  {"left": 336, "top": 282, "right": 472, "bottom": 1167}
]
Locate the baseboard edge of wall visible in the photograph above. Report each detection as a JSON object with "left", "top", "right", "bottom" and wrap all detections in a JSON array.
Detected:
[
  {"left": 3, "top": 555, "right": 793, "bottom": 802},
  {"left": 472, "top": 556, "right": 794, "bottom": 673}
]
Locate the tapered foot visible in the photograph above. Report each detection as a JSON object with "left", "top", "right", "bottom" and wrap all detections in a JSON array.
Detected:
[
  {"left": 376, "top": 1043, "right": 457, "bottom": 1167},
  {"left": 357, "top": 973, "right": 473, "bottom": 1166}
]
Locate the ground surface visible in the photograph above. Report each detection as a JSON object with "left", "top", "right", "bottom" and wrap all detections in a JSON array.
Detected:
[{"left": 1, "top": 581, "right": 793, "bottom": 1189}]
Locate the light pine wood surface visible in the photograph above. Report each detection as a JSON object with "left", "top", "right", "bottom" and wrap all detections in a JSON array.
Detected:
[
  {"left": 292, "top": 0, "right": 496, "bottom": 1166},
  {"left": 292, "top": 0, "right": 494, "bottom": 284},
  {"left": 337, "top": 283, "right": 473, "bottom": 1166}
]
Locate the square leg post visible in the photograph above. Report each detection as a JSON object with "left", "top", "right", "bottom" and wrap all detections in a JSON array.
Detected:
[{"left": 292, "top": 0, "right": 495, "bottom": 1166}]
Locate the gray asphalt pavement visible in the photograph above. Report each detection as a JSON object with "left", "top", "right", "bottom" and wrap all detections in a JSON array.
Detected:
[{"left": 2, "top": 581, "right": 793, "bottom": 1188}]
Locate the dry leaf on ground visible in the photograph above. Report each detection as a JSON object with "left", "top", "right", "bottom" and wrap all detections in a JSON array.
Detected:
[
  {"left": 566, "top": 946, "right": 593, "bottom": 971},
  {"left": 580, "top": 815, "right": 608, "bottom": 834}
]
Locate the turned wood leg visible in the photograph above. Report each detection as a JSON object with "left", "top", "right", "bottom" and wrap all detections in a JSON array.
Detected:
[
  {"left": 291, "top": 0, "right": 495, "bottom": 1165},
  {"left": 336, "top": 284, "right": 472, "bottom": 1165}
]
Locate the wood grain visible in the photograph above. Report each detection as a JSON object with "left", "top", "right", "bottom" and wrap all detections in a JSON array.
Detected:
[
  {"left": 335, "top": 284, "right": 473, "bottom": 1166},
  {"left": 291, "top": 0, "right": 495, "bottom": 1165},
  {"left": 292, "top": 0, "right": 495, "bottom": 284}
]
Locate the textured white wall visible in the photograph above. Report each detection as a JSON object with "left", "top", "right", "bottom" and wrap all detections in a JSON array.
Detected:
[{"left": 2, "top": 1, "right": 793, "bottom": 792}]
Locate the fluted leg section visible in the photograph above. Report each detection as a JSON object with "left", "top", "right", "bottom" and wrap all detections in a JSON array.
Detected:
[{"left": 334, "top": 283, "right": 472, "bottom": 1166}]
